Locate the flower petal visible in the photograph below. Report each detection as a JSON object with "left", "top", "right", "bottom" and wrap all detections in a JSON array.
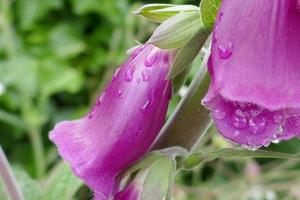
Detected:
[
  {"left": 49, "top": 44, "right": 171, "bottom": 198},
  {"left": 203, "top": 0, "right": 300, "bottom": 148}
]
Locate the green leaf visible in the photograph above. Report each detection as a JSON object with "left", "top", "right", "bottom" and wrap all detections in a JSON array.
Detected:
[
  {"left": 184, "top": 148, "right": 300, "bottom": 169},
  {"left": 42, "top": 162, "right": 82, "bottom": 200},
  {"left": 48, "top": 24, "right": 87, "bottom": 59},
  {"left": 134, "top": 4, "right": 198, "bottom": 24},
  {"left": 39, "top": 59, "right": 84, "bottom": 97},
  {"left": 13, "top": 167, "right": 42, "bottom": 200},
  {"left": 134, "top": 4, "right": 177, "bottom": 23},
  {"left": 151, "top": 5, "right": 199, "bottom": 14},
  {"left": 148, "top": 12, "right": 201, "bottom": 49},
  {"left": 119, "top": 147, "right": 187, "bottom": 189},
  {"left": 16, "top": 0, "right": 63, "bottom": 30},
  {"left": 0, "top": 109, "right": 26, "bottom": 130},
  {"left": 200, "top": 0, "right": 221, "bottom": 28},
  {"left": 168, "top": 22, "right": 210, "bottom": 79},
  {"left": 118, "top": 155, "right": 176, "bottom": 200},
  {"left": 141, "top": 158, "right": 174, "bottom": 200},
  {"left": 70, "top": 0, "right": 126, "bottom": 25},
  {"left": 0, "top": 56, "right": 38, "bottom": 98}
]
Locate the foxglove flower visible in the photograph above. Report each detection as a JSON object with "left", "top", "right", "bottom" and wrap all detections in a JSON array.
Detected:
[
  {"left": 203, "top": 0, "right": 300, "bottom": 149},
  {"left": 49, "top": 44, "right": 171, "bottom": 199}
]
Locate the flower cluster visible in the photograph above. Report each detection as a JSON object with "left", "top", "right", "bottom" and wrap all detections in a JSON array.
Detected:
[{"left": 49, "top": 0, "right": 300, "bottom": 199}]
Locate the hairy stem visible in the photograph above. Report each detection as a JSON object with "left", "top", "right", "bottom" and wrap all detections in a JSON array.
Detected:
[
  {"left": 152, "top": 48, "right": 211, "bottom": 151},
  {"left": 0, "top": 147, "right": 24, "bottom": 200}
]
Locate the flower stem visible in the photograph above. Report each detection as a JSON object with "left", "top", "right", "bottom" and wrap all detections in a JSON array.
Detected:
[
  {"left": 0, "top": 147, "right": 24, "bottom": 200},
  {"left": 152, "top": 48, "right": 211, "bottom": 151},
  {"left": 29, "top": 129, "right": 46, "bottom": 178},
  {"left": 0, "top": 0, "right": 18, "bottom": 58}
]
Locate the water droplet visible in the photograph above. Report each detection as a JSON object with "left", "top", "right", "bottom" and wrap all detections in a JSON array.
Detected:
[
  {"left": 276, "top": 125, "right": 284, "bottom": 134},
  {"left": 212, "top": 33, "right": 218, "bottom": 43},
  {"left": 272, "top": 139, "right": 280, "bottom": 144},
  {"left": 118, "top": 90, "right": 122, "bottom": 98},
  {"left": 250, "top": 109, "right": 262, "bottom": 117},
  {"left": 242, "top": 145, "right": 260, "bottom": 151},
  {"left": 263, "top": 141, "right": 272, "bottom": 147},
  {"left": 145, "top": 49, "right": 157, "bottom": 67},
  {"left": 125, "top": 65, "right": 135, "bottom": 82},
  {"left": 88, "top": 107, "right": 97, "bottom": 119},
  {"left": 235, "top": 109, "right": 245, "bottom": 117},
  {"left": 273, "top": 112, "right": 284, "bottom": 124},
  {"left": 218, "top": 42, "right": 233, "bottom": 59},
  {"left": 249, "top": 117, "right": 266, "bottom": 134},
  {"left": 219, "top": 12, "right": 224, "bottom": 21},
  {"left": 237, "top": 102, "right": 247, "bottom": 109},
  {"left": 233, "top": 115, "right": 247, "bottom": 129},
  {"left": 142, "top": 69, "right": 150, "bottom": 82},
  {"left": 212, "top": 109, "right": 226, "bottom": 120},
  {"left": 141, "top": 100, "right": 150, "bottom": 111},
  {"left": 113, "top": 67, "right": 121, "bottom": 79},
  {"left": 97, "top": 92, "right": 106, "bottom": 105},
  {"left": 213, "top": 25, "right": 220, "bottom": 43},
  {"left": 133, "top": 46, "right": 144, "bottom": 56},
  {"left": 234, "top": 131, "right": 240, "bottom": 136}
]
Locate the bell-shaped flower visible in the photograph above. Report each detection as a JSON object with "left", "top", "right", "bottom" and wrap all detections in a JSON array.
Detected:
[
  {"left": 203, "top": 0, "right": 300, "bottom": 149},
  {"left": 49, "top": 44, "right": 171, "bottom": 199}
]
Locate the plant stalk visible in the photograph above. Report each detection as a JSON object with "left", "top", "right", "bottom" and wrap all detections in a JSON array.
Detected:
[
  {"left": 152, "top": 49, "right": 211, "bottom": 151},
  {"left": 0, "top": 147, "right": 24, "bottom": 200},
  {"left": 29, "top": 129, "right": 46, "bottom": 178}
]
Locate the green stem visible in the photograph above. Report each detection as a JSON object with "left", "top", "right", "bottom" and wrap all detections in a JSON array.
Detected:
[
  {"left": 28, "top": 129, "right": 46, "bottom": 178},
  {"left": 0, "top": 0, "right": 17, "bottom": 58},
  {"left": 183, "top": 148, "right": 300, "bottom": 170},
  {"left": 152, "top": 50, "right": 211, "bottom": 151},
  {"left": 0, "top": 147, "right": 25, "bottom": 200},
  {"left": 1, "top": 0, "right": 46, "bottom": 178}
]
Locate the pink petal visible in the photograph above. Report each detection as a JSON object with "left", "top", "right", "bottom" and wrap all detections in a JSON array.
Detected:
[
  {"left": 49, "top": 44, "right": 171, "bottom": 198},
  {"left": 203, "top": 0, "right": 300, "bottom": 148}
]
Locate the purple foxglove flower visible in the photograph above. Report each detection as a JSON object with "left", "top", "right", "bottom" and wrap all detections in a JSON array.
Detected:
[
  {"left": 203, "top": 0, "right": 300, "bottom": 149},
  {"left": 49, "top": 44, "right": 171, "bottom": 199},
  {"left": 113, "top": 179, "right": 141, "bottom": 200}
]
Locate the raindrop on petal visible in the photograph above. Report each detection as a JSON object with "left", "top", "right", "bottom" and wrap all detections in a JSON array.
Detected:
[
  {"left": 273, "top": 112, "right": 284, "bottom": 124},
  {"left": 113, "top": 67, "right": 121, "bottom": 79},
  {"left": 218, "top": 42, "right": 233, "bottom": 59},
  {"left": 242, "top": 145, "right": 260, "bottom": 151},
  {"left": 142, "top": 69, "right": 150, "bottom": 82},
  {"left": 118, "top": 90, "right": 122, "bottom": 98},
  {"left": 249, "top": 117, "right": 266, "bottom": 134},
  {"left": 212, "top": 109, "right": 226, "bottom": 120},
  {"left": 145, "top": 49, "right": 157, "bottom": 67},
  {"left": 125, "top": 65, "right": 135, "bottom": 82},
  {"left": 233, "top": 115, "right": 248, "bottom": 129}
]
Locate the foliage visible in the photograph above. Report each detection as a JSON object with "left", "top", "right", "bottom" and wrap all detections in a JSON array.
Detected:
[{"left": 1, "top": 0, "right": 300, "bottom": 200}]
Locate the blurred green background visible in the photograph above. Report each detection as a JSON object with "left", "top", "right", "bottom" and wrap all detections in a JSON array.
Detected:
[{"left": 1, "top": 0, "right": 300, "bottom": 199}]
